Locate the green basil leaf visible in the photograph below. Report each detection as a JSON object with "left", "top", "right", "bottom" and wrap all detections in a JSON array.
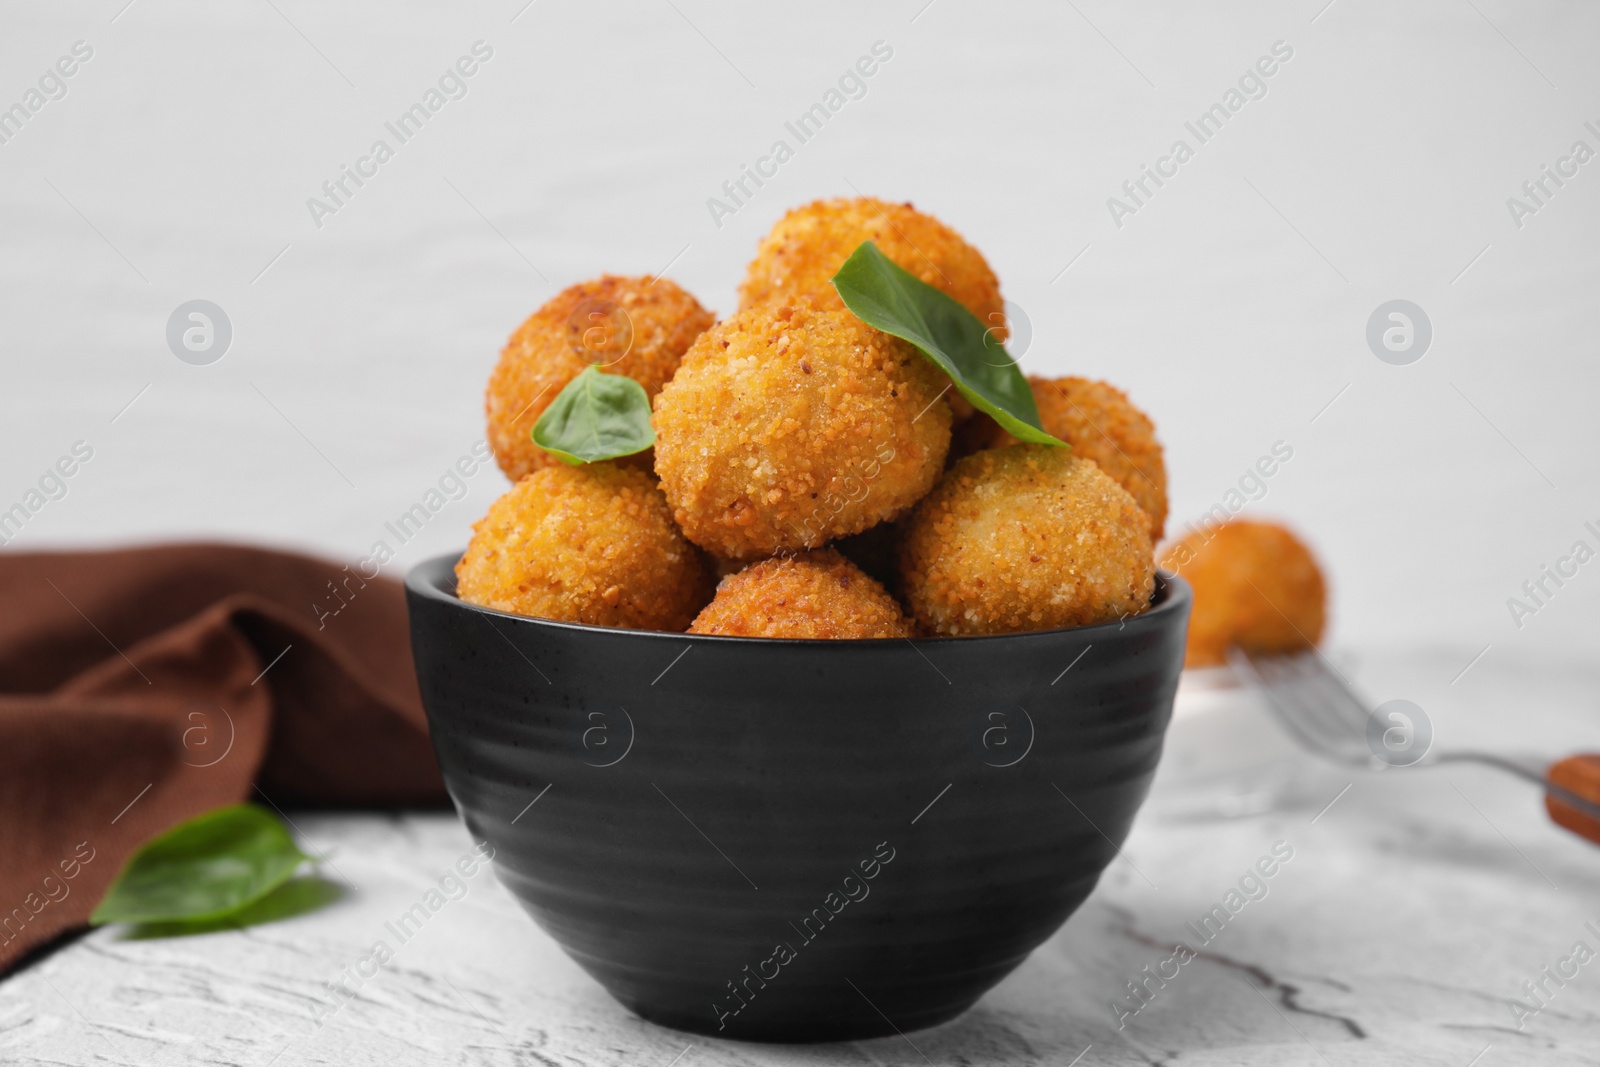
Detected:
[
  {"left": 91, "top": 804, "right": 312, "bottom": 925},
  {"left": 122, "top": 876, "right": 344, "bottom": 938},
  {"left": 532, "top": 365, "right": 656, "bottom": 464},
  {"left": 830, "top": 241, "right": 1066, "bottom": 447}
]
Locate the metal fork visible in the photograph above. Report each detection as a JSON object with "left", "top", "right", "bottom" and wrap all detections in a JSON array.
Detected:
[{"left": 1227, "top": 647, "right": 1600, "bottom": 828}]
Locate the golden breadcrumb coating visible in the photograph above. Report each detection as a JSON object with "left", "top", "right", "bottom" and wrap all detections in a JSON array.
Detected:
[
  {"left": 1158, "top": 519, "right": 1326, "bottom": 668},
  {"left": 738, "top": 197, "right": 1004, "bottom": 422},
  {"left": 991, "top": 377, "right": 1168, "bottom": 539},
  {"left": 689, "top": 548, "right": 912, "bottom": 639},
  {"left": 456, "top": 464, "right": 711, "bottom": 630},
  {"left": 486, "top": 275, "right": 714, "bottom": 482},
  {"left": 652, "top": 299, "right": 951, "bottom": 559},
  {"left": 738, "top": 197, "right": 1005, "bottom": 334},
  {"left": 899, "top": 446, "right": 1155, "bottom": 635}
]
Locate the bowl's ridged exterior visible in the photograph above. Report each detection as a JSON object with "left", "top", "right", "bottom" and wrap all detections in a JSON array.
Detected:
[{"left": 406, "top": 554, "right": 1189, "bottom": 1042}]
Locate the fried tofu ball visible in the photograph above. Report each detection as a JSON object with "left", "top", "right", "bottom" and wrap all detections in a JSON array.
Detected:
[
  {"left": 689, "top": 548, "right": 912, "bottom": 639},
  {"left": 1158, "top": 519, "right": 1326, "bottom": 668},
  {"left": 456, "top": 464, "right": 711, "bottom": 630},
  {"left": 899, "top": 446, "right": 1155, "bottom": 635},
  {"left": 739, "top": 197, "right": 1004, "bottom": 422},
  {"left": 486, "top": 275, "right": 714, "bottom": 482},
  {"left": 739, "top": 197, "right": 1005, "bottom": 334},
  {"left": 989, "top": 377, "right": 1168, "bottom": 539},
  {"left": 653, "top": 299, "right": 951, "bottom": 560}
]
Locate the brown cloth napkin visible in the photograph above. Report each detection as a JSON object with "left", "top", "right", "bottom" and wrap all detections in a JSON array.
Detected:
[{"left": 0, "top": 543, "right": 447, "bottom": 974}]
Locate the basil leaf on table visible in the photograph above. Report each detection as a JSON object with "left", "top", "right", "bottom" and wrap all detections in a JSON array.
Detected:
[
  {"left": 830, "top": 241, "right": 1067, "bottom": 447},
  {"left": 91, "top": 804, "right": 312, "bottom": 926},
  {"left": 532, "top": 365, "right": 657, "bottom": 464}
]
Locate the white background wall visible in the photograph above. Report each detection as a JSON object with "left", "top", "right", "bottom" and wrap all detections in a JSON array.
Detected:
[{"left": 2, "top": 0, "right": 1596, "bottom": 665}]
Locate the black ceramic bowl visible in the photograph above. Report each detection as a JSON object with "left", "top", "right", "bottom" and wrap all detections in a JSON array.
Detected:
[{"left": 406, "top": 553, "right": 1190, "bottom": 1043}]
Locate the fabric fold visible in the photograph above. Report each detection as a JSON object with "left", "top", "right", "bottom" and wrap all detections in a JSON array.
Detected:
[{"left": 0, "top": 543, "right": 447, "bottom": 974}]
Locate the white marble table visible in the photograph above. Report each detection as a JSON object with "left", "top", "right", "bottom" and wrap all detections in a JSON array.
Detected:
[{"left": 6, "top": 646, "right": 1597, "bottom": 1066}]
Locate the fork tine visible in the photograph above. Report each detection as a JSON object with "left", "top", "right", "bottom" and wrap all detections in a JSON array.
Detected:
[
  {"left": 1228, "top": 648, "right": 1335, "bottom": 755},
  {"left": 1273, "top": 656, "right": 1363, "bottom": 754},
  {"left": 1228, "top": 647, "right": 1372, "bottom": 765},
  {"left": 1281, "top": 649, "right": 1375, "bottom": 745}
]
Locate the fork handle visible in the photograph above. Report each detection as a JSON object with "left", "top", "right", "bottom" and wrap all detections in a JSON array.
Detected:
[
  {"left": 1436, "top": 752, "right": 1600, "bottom": 845},
  {"left": 1544, "top": 755, "right": 1600, "bottom": 847}
]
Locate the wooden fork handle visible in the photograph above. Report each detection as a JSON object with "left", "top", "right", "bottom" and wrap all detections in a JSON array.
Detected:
[{"left": 1546, "top": 755, "right": 1600, "bottom": 847}]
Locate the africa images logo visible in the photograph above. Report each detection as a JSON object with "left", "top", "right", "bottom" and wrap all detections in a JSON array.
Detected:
[
  {"left": 166, "top": 300, "right": 233, "bottom": 365},
  {"left": 305, "top": 42, "right": 494, "bottom": 229},
  {"left": 1105, "top": 40, "right": 1294, "bottom": 229},
  {"left": 1365, "top": 300, "right": 1431, "bottom": 366}
]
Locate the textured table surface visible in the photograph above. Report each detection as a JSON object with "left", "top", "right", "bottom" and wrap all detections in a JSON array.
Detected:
[{"left": 5, "top": 645, "right": 1597, "bottom": 1067}]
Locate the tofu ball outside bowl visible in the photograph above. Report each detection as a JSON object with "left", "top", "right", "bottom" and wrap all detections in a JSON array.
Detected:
[{"left": 405, "top": 552, "right": 1191, "bottom": 1043}]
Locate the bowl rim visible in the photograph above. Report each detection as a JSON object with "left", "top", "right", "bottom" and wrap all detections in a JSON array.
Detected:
[{"left": 407, "top": 551, "right": 1191, "bottom": 649}]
